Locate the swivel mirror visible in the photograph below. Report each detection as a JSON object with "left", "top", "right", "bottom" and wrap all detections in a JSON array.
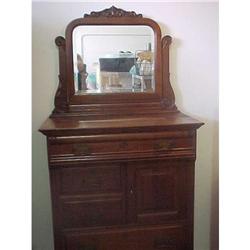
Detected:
[{"left": 73, "top": 25, "right": 155, "bottom": 94}]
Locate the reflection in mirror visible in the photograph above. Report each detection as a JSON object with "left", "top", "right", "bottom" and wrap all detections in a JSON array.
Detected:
[{"left": 72, "top": 25, "right": 155, "bottom": 94}]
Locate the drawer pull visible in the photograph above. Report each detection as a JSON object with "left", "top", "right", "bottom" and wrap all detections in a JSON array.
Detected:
[
  {"left": 73, "top": 144, "right": 91, "bottom": 155},
  {"left": 153, "top": 140, "right": 173, "bottom": 151},
  {"left": 119, "top": 141, "right": 128, "bottom": 149},
  {"left": 154, "top": 238, "right": 176, "bottom": 248},
  {"left": 81, "top": 178, "right": 101, "bottom": 187},
  {"left": 79, "top": 245, "right": 96, "bottom": 250},
  {"left": 91, "top": 213, "right": 103, "bottom": 223}
]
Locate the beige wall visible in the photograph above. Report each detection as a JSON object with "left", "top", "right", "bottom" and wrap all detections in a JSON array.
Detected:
[{"left": 32, "top": 2, "right": 218, "bottom": 250}]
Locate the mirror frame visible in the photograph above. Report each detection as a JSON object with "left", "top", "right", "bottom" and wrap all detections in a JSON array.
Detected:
[{"left": 52, "top": 6, "right": 176, "bottom": 117}]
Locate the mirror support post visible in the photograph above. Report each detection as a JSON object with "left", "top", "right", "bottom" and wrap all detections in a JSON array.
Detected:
[
  {"left": 161, "top": 35, "right": 177, "bottom": 110},
  {"left": 52, "top": 36, "right": 69, "bottom": 116}
]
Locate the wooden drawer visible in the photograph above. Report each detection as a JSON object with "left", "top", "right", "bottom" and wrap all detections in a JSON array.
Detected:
[
  {"left": 48, "top": 132, "right": 195, "bottom": 164},
  {"left": 58, "top": 164, "right": 122, "bottom": 196},
  {"left": 64, "top": 225, "right": 185, "bottom": 250},
  {"left": 60, "top": 196, "right": 124, "bottom": 228}
]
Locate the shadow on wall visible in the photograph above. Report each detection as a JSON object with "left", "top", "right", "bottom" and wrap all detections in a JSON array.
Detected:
[
  {"left": 210, "top": 119, "right": 219, "bottom": 250},
  {"left": 159, "top": 21, "right": 219, "bottom": 250},
  {"left": 186, "top": 114, "right": 219, "bottom": 250}
]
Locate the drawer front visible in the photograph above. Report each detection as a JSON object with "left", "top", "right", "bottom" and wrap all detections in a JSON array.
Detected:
[
  {"left": 59, "top": 164, "right": 122, "bottom": 195},
  {"left": 48, "top": 132, "right": 195, "bottom": 163},
  {"left": 61, "top": 196, "right": 124, "bottom": 228},
  {"left": 64, "top": 225, "right": 185, "bottom": 250}
]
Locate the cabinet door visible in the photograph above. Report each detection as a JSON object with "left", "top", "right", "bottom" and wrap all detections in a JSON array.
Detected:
[{"left": 127, "top": 160, "right": 193, "bottom": 224}]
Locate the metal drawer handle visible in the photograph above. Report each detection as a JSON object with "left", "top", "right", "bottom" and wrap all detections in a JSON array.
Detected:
[
  {"left": 79, "top": 245, "right": 97, "bottom": 250},
  {"left": 91, "top": 213, "right": 103, "bottom": 223},
  {"left": 73, "top": 144, "right": 91, "bottom": 155},
  {"left": 153, "top": 140, "right": 174, "bottom": 151},
  {"left": 154, "top": 238, "right": 176, "bottom": 248},
  {"left": 119, "top": 141, "right": 128, "bottom": 149}
]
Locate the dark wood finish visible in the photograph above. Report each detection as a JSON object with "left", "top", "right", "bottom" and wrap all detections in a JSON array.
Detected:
[
  {"left": 132, "top": 160, "right": 190, "bottom": 224},
  {"left": 39, "top": 6, "right": 203, "bottom": 250},
  {"left": 83, "top": 6, "right": 143, "bottom": 18},
  {"left": 65, "top": 224, "right": 185, "bottom": 250},
  {"left": 59, "top": 164, "right": 122, "bottom": 195}
]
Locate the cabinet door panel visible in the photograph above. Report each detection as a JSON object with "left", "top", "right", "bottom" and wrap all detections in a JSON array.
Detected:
[
  {"left": 127, "top": 160, "right": 192, "bottom": 224},
  {"left": 59, "top": 164, "right": 122, "bottom": 196},
  {"left": 136, "top": 166, "right": 176, "bottom": 213},
  {"left": 61, "top": 197, "right": 123, "bottom": 228},
  {"left": 65, "top": 225, "right": 185, "bottom": 250}
]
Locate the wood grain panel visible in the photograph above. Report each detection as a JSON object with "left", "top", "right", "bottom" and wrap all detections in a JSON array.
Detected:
[
  {"left": 127, "top": 160, "right": 190, "bottom": 224},
  {"left": 59, "top": 164, "right": 122, "bottom": 195},
  {"left": 50, "top": 137, "right": 193, "bottom": 157},
  {"left": 60, "top": 196, "right": 124, "bottom": 228},
  {"left": 64, "top": 224, "right": 185, "bottom": 250}
]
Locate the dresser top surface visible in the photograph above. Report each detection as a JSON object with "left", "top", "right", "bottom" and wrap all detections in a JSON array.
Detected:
[{"left": 40, "top": 112, "right": 203, "bottom": 136}]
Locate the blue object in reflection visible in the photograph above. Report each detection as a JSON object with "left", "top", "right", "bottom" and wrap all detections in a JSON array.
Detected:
[{"left": 87, "top": 73, "right": 97, "bottom": 89}]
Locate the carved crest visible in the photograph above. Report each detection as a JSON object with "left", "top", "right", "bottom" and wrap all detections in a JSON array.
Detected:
[{"left": 84, "top": 6, "right": 142, "bottom": 18}]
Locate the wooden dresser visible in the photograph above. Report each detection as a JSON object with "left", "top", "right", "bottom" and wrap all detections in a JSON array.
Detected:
[{"left": 40, "top": 6, "right": 203, "bottom": 250}]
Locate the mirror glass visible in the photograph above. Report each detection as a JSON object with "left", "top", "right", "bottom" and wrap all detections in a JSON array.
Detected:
[{"left": 72, "top": 25, "right": 155, "bottom": 94}]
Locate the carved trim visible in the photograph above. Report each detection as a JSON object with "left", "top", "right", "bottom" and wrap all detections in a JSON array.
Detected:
[
  {"left": 53, "top": 75, "right": 68, "bottom": 113},
  {"left": 84, "top": 6, "right": 142, "bottom": 18},
  {"left": 49, "top": 150, "right": 195, "bottom": 166},
  {"left": 55, "top": 36, "right": 65, "bottom": 47},
  {"left": 162, "top": 35, "right": 172, "bottom": 49},
  {"left": 52, "top": 36, "right": 69, "bottom": 115}
]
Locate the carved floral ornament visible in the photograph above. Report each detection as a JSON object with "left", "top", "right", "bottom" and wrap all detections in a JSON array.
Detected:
[{"left": 84, "top": 6, "right": 143, "bottom": 18}]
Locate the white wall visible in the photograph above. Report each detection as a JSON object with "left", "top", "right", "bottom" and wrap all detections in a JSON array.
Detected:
[
  {"left": 73, "top": 25, "right": 153, "bottom": 72},
  {"left": 32, "top": 2, "right": 218, "bottom": 250}
]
